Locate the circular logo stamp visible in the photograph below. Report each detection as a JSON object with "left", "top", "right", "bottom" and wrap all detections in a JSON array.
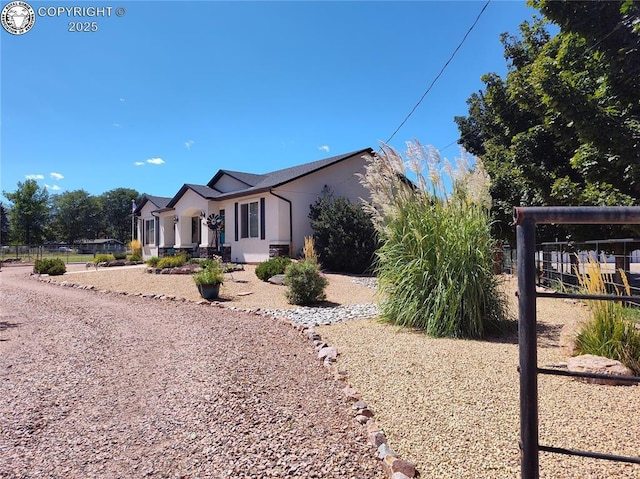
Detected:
[{"left": 1, "top": 1, "right": 35, "bottom": 35}]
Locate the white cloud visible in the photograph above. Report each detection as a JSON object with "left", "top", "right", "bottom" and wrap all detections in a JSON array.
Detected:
[
  {"left": 146, "top": 157, "right": 165, "bottom": 165},
  {"left": 113, "top": 123, "right": 121, "bottom": 127},
  {"left": 184, "top": 140, "right": 195, "bottom": 150},
  {"left": 318, "top": 145, "right": 330, "bottom": 153},
  {"left": 45, "top": 184, "right": 61, "bottom": 191},
  {"left": 50, "top": 172, "right": 64, "bottom": 180},
  {"left": 25, "top": 174, "right": 45, "bottom": 180},
  {"left": 134, "top": 161, "right": 145, "bottom": 166},
  {"left": 119, "top": 98, "right": 126, "bottom": 102}
]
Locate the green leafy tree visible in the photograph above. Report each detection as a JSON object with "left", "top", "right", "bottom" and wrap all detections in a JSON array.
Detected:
[
  {"left": 3, "top": 180, "right": 50, "bottom": 245},
  {"left": 309, "top": 189, "right": 377, "bottom": 274},
  {"left": 455, "top": 0, "right": 640, "bottom": 242},
  {"left": 50, "top": 190, "right": 102, "bottom": 244},
  {"left": 0, "top": 202, "right": 10, "bottom": 245},
  {"left": 100, "top": 188, "right": 140, "bottom": 243}
]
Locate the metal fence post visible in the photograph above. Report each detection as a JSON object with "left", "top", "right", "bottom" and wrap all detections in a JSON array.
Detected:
[{"left": 517, "top": 217, "right": 539, "bottom": 479}]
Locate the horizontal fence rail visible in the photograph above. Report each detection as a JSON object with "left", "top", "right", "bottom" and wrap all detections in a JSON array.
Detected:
[{"left": 515, "top": 206, "right": 640, "bottom": 479}]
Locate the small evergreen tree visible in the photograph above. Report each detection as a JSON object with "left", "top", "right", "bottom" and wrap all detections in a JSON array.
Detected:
[{"left": 308, "top": 190, "right": 377, "bottom": 274}]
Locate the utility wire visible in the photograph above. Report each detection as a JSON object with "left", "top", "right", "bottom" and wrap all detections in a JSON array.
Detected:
[
  {"left": 438, "top": 19, "right": 625, "bottom": 154},
  {"left": 383, "top": 0, "right": 491, "bottom": 146}
]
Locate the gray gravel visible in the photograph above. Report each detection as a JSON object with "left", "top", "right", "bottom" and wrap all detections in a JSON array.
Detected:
[
  {"left": 0, "top": 266, "right": 384, "bottom": 478},
  {"left": 262, "top": 303, "right": 379, "bottom": 328},
  {"left": 259, "top": 277, "right": 379, "bottom": 327}
]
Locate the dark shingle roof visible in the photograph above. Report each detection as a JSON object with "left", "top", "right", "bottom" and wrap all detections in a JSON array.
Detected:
[
  {"left": 146, "top": 195, "right": 172, "bottom": 209},
  {"left": 166, "top": 184, "right": 220, "bottom": 208},
  {"left": 209, "top": 171, "right": 267, "bottom": 188},
  {"left": 208, "top": 148, "right": 373, "bottom": 199}
]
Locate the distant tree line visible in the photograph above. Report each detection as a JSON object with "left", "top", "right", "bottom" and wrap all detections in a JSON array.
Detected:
[{"left": 1, "top": 179, "right": 140, "bottom": 246}]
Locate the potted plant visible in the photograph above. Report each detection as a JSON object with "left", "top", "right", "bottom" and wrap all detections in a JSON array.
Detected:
[{"left": 193, "top": 261, "right": 224, "bottom": 300}]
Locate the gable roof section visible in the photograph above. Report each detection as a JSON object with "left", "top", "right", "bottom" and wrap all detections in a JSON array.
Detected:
[
  {"left": 166, "top": 184, "right": 220, "bottom": 208},
  {"left": 134, "top": 194, "right": 172, "bottom": 215},
  {"left": 207, "top": 170, "right": 267, "bottom": 189},
  {"left": 208, "top": 148, "right": 373, "bottom": 200}
]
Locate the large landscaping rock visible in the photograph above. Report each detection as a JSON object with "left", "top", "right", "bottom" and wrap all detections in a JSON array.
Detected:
[
  {"left": 567, "top": 354, "right": 634, "bottom": 386},
  {"left": 268, "top": 274, "right": 285, "bottom": 285}
]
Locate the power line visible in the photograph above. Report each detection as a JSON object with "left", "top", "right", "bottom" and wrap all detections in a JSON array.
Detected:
[
  {"left": 437, "top": 19, "right": 626, "bottom": 154},
  {"left": 383, "top": 0, "right": 491, "bottom": 146}
]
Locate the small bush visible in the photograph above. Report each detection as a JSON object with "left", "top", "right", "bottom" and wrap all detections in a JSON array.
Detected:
[
  {"left": 284, "top": 259, "right": 328, "bottom": 305},
  {"left": 157, "top": 254, "right": 187, "bottom": 269},
  {"left": 193, "top": 261, "right": 224, "bottom": 286},
  {"left": 113, "top": 252, "right": 127, "bottom": 260},
  {"left": 255, "top": 256, "right": 292, "bottom": 281},
  {"left": 129, "top": 239, "right": 142, "bottom": 258},
  {"left": 94, "top": 254, "right": 116, "bottom": 264},
  {"left": 34, "top": 258, "right": 66, "bottom": 276},
  {"left": 146, "top": 256, "right": 160, "bottom": 267},
  {"left": 128, "top": 254, "right": 142, "bottom": 262}
]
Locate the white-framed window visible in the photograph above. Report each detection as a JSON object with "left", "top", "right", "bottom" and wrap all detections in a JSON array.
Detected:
[
  {"left": 144, "top": 219, "right": 155, "bottom": 245},
  {"left": 240, "top": 201, "right": 259, "bottom": 238}
]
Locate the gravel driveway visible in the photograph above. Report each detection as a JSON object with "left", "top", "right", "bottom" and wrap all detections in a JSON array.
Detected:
[{"left": 0, "top": 266, "right": 383, "bottom": 478}]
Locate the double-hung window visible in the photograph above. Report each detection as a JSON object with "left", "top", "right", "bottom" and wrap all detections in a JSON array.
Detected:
[
  {"left": 240, "top": 201, "right": 259, "bottom": 238},
  {"left": 144, "top": 219, "right": 155, "bottom": 245}
]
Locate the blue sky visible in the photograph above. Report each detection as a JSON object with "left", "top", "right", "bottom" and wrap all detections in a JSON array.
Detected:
[{"left": 1, "top": 0, "right": 540, "bottom": 202}]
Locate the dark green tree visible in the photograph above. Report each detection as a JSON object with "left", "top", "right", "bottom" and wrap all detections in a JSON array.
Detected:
[
  {"left": 455, "top": 0, "right": 640, "bottom": 242},
  {"left": 3, "top": 180, "right": 50, "bottom": 245},
  {"left": 100, "top": 188, "right": 140, "bottom": 243},
  {"left": 0, "top": 202, "right": 10, "bottom": 245},
  {"left": 50, "top": 190, "right": 102, "bottom": 244},
  {"left": 309, "top": 190, "right": 377, "bottom": 274}
]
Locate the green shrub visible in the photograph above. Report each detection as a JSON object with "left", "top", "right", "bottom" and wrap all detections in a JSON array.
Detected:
[
  {"left": 255, "top": 256, "right": 292, "bottom": 282},
  {"left": 284, "top": 259, "right": 328, "bottom": 305},
  {"left": 575, "top": 261, "right": 640, "bottom": 374},
  {"left": 157, "top": 254, "right": 187, "bottom": 269},
  {"left": 128, "top": 254, "right": 142, "bottom": 262},
  {"left": 359, "top": 141, "right": 507, "bottom": 339},
  {"left": 193, "top": 261, "right": 224, "bottom": 286},
  {"left": 34, "top": 258, "right": 66, "bottom": 276},
  {"left": 309, "top": 190, "right": 378, "bottom": 274},
  {"left": 113, "top": 252, "right": 127, "bottom": 260},
  {"left": 146, "top": 256, "right": 160, "bottom": 267},
  {"left": 94, "top": 254, "right": 115, "bottom": 264}
]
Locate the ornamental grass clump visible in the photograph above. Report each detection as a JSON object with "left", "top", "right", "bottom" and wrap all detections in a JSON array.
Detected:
[
  {"left": 574, "top": 260, "right": 640, "bottom": 374},
  {"left": 358, "top": 141, "right": 507, "bottom": 338}
]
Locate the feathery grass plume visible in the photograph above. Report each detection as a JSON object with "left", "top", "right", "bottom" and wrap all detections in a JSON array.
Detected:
[
  {"left": 574, "top": 259, "right": 640, "bottom": 374},
  {"left": 358, "top": 140, "right": 506, "bottom": 338},
  {"left": 303, "top": 235, "right": 318, "bottom": 264}
]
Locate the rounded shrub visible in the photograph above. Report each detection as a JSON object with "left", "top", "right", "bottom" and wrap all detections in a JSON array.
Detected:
[
  {"left": 255, "top": 256, "right": 292, "bottom": 282},
  {"left": 146, "top": 256, "right": 160, "bottom": 267},
  {"left": 34, "top": 258, "right": 66, "bottom": 276},
  {"left": 93, "top": 254, "right": 116, "bottom": 264},
  {"left": 284, "top": 259, "right": 328, "bottom": 305}
]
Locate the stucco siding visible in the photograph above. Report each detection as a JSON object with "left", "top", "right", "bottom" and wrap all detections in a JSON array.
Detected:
[{"left": 271, "top": 154, "right": 369, "bottom": 256}]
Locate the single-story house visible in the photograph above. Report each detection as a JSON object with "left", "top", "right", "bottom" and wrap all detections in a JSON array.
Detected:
[
  {"left": 133, "top": 147, "right": 374, "bottom": 263},
  {"left": 78, "top": 238, "right": 125, "bottom": 255}
]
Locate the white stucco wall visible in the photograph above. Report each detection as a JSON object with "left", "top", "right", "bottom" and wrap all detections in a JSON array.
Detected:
[
  {"left": 172, "top": 189, "right": 208, "bottom": 248},
  {"left": 214, "top": 174, "right": 251, "bottom": 193},
  {"left": 137, "top": 201, "right": 159, "bottom": 259},
  {"left": 271, "top": 154, "right": 370, "bottom": 256}
]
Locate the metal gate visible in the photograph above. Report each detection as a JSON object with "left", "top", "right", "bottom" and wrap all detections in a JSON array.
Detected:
[{"left": 515, "top": 206, "right": 640, "bottom": 479}]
